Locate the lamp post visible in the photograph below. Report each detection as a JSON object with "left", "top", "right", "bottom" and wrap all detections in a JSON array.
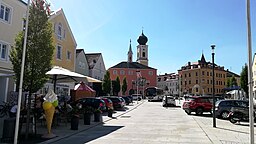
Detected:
[
  {"left": 136, "top": 70, "right": 141, "bottom": 104},
  {"left": 211, "top": 44, "right": 216, "bottom": 128},
  {"left": 246, "top": 0, "right": 254, "bottom": 143}
]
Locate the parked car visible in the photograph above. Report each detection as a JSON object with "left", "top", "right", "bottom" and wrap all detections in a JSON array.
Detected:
[
  {"left": 215, "top": 100, "right": 249, "bottom": 119},
  {"left": 73, "top": 97, "right": 106, "bottom": 111},
  {"left": 104, "top": 96, "right": 125, "bottom": 110},
  {"left": 99, "top": 97, "right": 114, "bottom": 111},
  {"left": 162, "top": 96, "right": 176, "bottom": 107},
  {"left": 182, "top": 96, "right": 224, "bottom": 115},
  {"left": 132, "top": 94, "right": 142, "bottom": 101},
  {"left": 121, "top": 96, "right": 132, "bottom": 105}
]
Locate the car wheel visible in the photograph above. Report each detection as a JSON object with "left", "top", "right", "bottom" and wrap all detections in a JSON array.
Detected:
[
  {"left": 229, "top": 116, "right": 238, "bottom": 124},
  {"left": 196, "top": 107, "right": 203, "bottom": 115},
  {"left": 185, "top": 110, "right": 191, "bottom": 115},
  {"left": 221, "top": 111, "right": 229, "bottom": 119}
]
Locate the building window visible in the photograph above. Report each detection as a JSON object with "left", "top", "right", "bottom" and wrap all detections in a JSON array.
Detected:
[
  {"left": 189, "top": 80, "right": 191, "bottom": 84},
  {"left": 196, "top": 72, "right": 198, "bottom": 76},
  {"left": 57, "top": 45, "right": 62, "bottom": 60},
  {"left": 185, "top": 74, "right": 187, "bottom": 78},
  {"left": 196, "top": 80, "right": 198, "bottom": 84},
  {"left": 78, "top": 61, "right": 85, "bottom": 69},
  {"left": 196, "top": 88, "right": 198, "bottom": 92},
  {"left": 202, "top": 71, "right": 205, "bottom": 75},
  {"left": 113, "top": 70, "right": 117, "bottom": 75},
  {"left": 67, "top": 51, "right": 71, "bottom": 60},
  {"left": 57, "top": 23, "right": 62, "bottom": 39},
  {"left": 142, "top": 52, "right": 145, "bottom": 57},
  {"left": 0, "top": 42, "right": 8, "bottom": 61},
  {"left": 120, "top": 70, "right": 125, "bottom": 75},
  {"left": 128, "top": 70, "right": 133, "bottom": 75},
  {"left": 149, "top": 71, "right": 153, "bottom": 75},
  {"left": 0, "top": 3, "right": 11, "bottom": 23},
  {"left": 207, "top": 72, "right": 209, "bottom": 76},
  {"left": 189, "top": 73, "right": 191, "bottom": 77}
]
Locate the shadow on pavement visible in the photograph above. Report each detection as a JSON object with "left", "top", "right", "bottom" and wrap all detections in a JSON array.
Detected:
[{"left": 51, "top": 125, "right": 124, "bottom": 144}]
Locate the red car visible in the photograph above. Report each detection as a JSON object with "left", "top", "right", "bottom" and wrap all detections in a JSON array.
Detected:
[
  {"left": 99, "top": 97, "right": 113, "bottom": 111},
  {"left": 182, "top": 96, "right": 223, "bottom": 115}
]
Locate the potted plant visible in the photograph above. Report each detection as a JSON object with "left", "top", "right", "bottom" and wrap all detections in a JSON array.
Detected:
[
  {"left": 108, "top": 108, "right": 114, "bottom": 118},
  {"left": 70, "top": 104, "right": 81, "bottom": 130},
  {"left": 83, "top": 106, "right": 94, "bottom": 125},
  {"left": 94, "top": 108, "right": 102, "bottom": 122}
]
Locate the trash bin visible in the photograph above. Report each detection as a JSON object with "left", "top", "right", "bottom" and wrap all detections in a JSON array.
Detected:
[{"left": 1, "top": 117, "right": 16, "bottom": 143}]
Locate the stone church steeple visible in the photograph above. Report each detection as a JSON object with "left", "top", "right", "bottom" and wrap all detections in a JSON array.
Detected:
[
  {"left": 127, "top": 39, "right": 133, "bottom": 63},
  {"left": 137, "top": 30, "right": 148, "bottom": 66}
]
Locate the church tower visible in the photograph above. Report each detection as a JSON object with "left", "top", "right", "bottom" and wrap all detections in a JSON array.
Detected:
[
  {"left": 127, "top": 39, "right": 133, "bottom": 62},
  {"left": 137, "top": 30, "right": 148, "bottom": 66}
]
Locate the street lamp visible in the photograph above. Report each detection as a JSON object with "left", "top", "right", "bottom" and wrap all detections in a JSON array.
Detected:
[{"left": 211, "top": 44, "right": 216, "bottom": 128}]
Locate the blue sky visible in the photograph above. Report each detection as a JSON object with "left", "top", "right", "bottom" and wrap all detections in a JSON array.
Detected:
[{"left": 49, "top": 0, "right": 256, "bottom": 75}]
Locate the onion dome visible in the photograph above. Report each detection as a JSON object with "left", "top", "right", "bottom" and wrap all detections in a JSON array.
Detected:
[{"left": 137, "top": 30, "right": 148, "bottom": 45}]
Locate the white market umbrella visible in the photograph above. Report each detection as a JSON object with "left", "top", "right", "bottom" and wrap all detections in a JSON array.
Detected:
[{"left": 46, "top": 66, "right": 101, "bottom": 92}]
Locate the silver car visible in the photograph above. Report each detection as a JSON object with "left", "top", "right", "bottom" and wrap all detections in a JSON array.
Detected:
[{"left": 162, "top": 96, "right": 176, "bottom": 107}]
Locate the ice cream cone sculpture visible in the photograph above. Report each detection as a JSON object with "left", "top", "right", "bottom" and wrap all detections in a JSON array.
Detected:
[
  {"left": 43, "top": 89, "right": 58, "bottom": 135},
  {"left": 45, "top": 104, "right": 55, "bottom": 134}
]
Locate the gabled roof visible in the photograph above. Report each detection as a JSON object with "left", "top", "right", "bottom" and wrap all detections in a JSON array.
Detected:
[
  {"left": 226, "top": 70, "right": 240, "bottom": 77},
  {"left": 110, "top": 62, "right": 156, "bottom": 70},
  {"left": 200, "top": 54, "right": 206, "bottom": 63},
  {"left": 76, "top": 49, "right": 84, "bottom": 57},
  {"left": 49, "top": 8, "right": 77, "bottom": 46},
  {"left": 85, "top": 53, "right": 102, "bottom": 69}
]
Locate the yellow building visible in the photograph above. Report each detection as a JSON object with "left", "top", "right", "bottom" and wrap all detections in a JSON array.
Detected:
[
  {"left": 49, "top": 8, "right": 77, "bottom": 71},
  {"left": 40, "top": 8, "right": 77, "bottom": 96},
  {"left": 178, "top": 54, "right": 227, "bottom": 96},
  {"left": 0, "top": 0, "right": 26, "bottom": 103}
]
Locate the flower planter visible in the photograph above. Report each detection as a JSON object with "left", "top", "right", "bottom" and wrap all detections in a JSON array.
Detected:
[
  {"left": 84, "top": 113, "right": 91, "bottom": 125},
  {"left": 94, "top": 112, "right": 101, "bottom": 122},
  {"left": 71, "top": 115, "right": 79, "bottom": 130},
  {"left": 108, "top": 110, "right": 113, "bottom": 117}
]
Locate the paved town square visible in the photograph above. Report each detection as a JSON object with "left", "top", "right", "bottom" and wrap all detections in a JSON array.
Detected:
[{"left": 38, "top": 101, "right": 254, "bottom": 144}]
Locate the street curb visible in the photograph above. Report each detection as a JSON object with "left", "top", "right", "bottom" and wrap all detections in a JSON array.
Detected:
[{"left": 39, "top": 100, "right": 145, "bottom": 144}]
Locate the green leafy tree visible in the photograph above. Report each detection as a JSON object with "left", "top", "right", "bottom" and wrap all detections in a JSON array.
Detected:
[
  {"left": 122, "top": 77, "right": 127, "bottom": 95},
  {"left": 112, "top": 76, "right": 120, "bottom": 95},
  {"left": 240, "top": 64, "right": 248, "bottom": 96},
  {"left": 102, "top": 71, "right": 111, "bottom": 95},
  {"left": 231, "top": 76, "right": 238, "bottom": 86},
  {"left": 226, "top": 78, "right": 231, "bottom": 87},
  {"left": 9, "top": 0, "right": 54, "bottom": 139},
  {"left": 115, "top": 76, "right": 120, "bottom": 95},
  {"left": 111, "top": 80, "right": 117, "bottom": 95}
]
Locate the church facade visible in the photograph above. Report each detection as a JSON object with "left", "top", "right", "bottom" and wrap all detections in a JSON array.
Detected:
[{"left": 108, "top": 31, "right": 157, "bottom": 96}]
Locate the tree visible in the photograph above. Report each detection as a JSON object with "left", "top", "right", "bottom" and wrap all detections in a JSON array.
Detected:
[
  {"left": 122, "top": 77, "right": 127, "bottom": 95},
  {"left": 102, "top": 71, "right": 111, "bottom": 95},
  {"left": 240, "top": 64, "right": 248, "bottom": 96},
  {"left": 231, "top": 76, "right": 238, "bottom": 86},
  {"left": 112, "top": 76, "right": 120, "bottom": 95},
  {"left": 115, "top": 76, "right": 120, "bottom": 95},
  {"left": 226, "top": 78, "right": 231, "bottom": 87},
  {"left": 9, "top": 0, "right": 54, "bottom": 139}
]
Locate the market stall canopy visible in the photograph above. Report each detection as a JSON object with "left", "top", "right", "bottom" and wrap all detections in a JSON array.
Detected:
[
  {"left": 46, "top": 66, "right": 101, "bottom": 92},
  {"left": 46, "top": 66, "right": 101, "bottom": 83},
  {"left": 71, "top": 82, "right": 96, "bottom": 101},
  {"left": 74, "top": 82, "right": 95, "bottom": 92}
]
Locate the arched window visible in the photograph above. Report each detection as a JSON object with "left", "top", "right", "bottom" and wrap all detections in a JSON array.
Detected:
[
  {"left": 142, "top": 52, "right": 145, "bottom": 57},
  {"left": 57, "top": 23, "right": 62, "bottom": 39}
]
